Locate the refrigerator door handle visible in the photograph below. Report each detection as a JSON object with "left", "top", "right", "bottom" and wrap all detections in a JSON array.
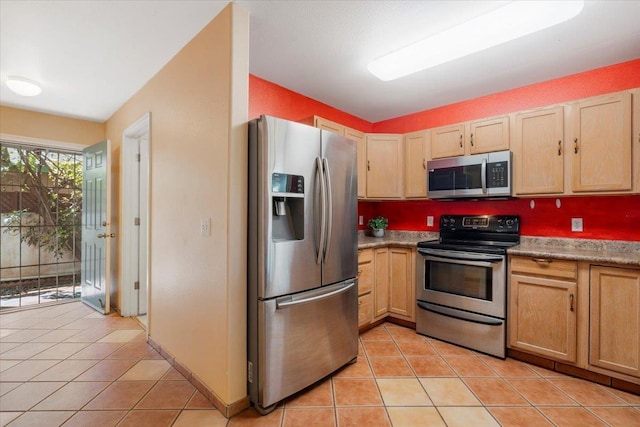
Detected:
[
  {"left": 322, "top": 157, "right": 332, "bottom": 263},
  {"left": 276, "top": 282, "right": 356, "bottom": 309},
  {"left": 316, "top": 157, "right": 326, "bottom": 265}
]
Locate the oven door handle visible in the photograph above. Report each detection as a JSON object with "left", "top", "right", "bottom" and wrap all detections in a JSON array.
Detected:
[
  {"left": 417, "top": 301, "right": 504, "bottom": 326},
  {"left": 418, "top": 250, "right": 504, "bottom": 265}
]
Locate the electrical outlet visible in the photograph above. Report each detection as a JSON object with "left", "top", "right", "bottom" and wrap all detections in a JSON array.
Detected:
[
  {"left": 571, "top": 217, "right": 583, "bottom": 232},
  {"left": 427, "top": 216, "right": 434, "bottom": 227},
  {"left": 358, "top": 215, "right": 363, "bottom": 225},
  {"left": 201, "top": 218, "right": 211, "bottom": 236}
]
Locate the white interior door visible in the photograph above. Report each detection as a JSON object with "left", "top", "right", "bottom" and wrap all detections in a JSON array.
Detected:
[{"left": 81, "top": 140, "right": 112, "bottom": 313}]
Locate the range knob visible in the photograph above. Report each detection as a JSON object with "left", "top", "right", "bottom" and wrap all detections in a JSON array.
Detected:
[{"left": 506, "top": 219, "right": 514, "bottom": 226}]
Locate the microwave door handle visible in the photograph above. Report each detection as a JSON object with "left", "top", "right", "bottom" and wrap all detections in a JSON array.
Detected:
[{"left": 481, "top": 158, "right": 487, "bottom": 194}]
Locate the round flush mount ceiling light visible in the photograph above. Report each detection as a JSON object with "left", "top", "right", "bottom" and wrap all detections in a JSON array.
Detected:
[{"left": 5, "top": 76, "right": 42, "bottom": 96}]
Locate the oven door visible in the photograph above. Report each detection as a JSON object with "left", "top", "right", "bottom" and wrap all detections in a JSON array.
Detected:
[{"left": 416, "top": 248, "right": 506, "bottom": 318}]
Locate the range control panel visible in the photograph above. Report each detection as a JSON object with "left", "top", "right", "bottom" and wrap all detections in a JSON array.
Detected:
[{"left": 440, "top": 215, "right": 520, "bottom": 233}]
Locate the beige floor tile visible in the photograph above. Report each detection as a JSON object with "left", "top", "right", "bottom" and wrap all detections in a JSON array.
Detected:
[
  {"left": 63, "top": 328, "right": 115, "bottom": 343},
  {"left": 0, "top": 381, "right": 65, "bottom": 411},
  {"left": 116, "top": 409, "right": 180, "bottom": 427},
  {"left": 28, "top": 316, "right": 78, "bottom": 330},
  {"left": 97, "top": 329, "right": 144, "bottom": 343},
  {"left": 118, "top": 359, "right": 171, "bottom": 381},
  {"left": 607, "top": 388, "right": 640, "bottom": 405},
  {"left": 488, "top": 407, "right": 555, "bottom": 427},
  {"left": 74, "top": 358, "right": 138, "bottom": 381},
  {"left": 83, "top": 381, "right": 155, "bottom": 410},
  {"left": 0, "top": 329, "right": 21, "bottom": 338},
  {"left": 185, "top": 390, "right": 217, "bottom": 409},
  {"left": 4, "top": 410, "right": 74, "bottom": 427},
  {"left": 419, "top": 377, "right": 481, "bottom": 406},
  {"left": 29, "top": 328, "right": 82, "bottom": 342},
  {"left": 0, "top": 329, "right": 48, "bottom": 342},
  {"left": 548, "top": 378, "right": 627, "bottom": 406},
  {"left": 67, "top": 342, "right": 124, "bottom": 359},
  {"left": 376, "top": 378, "right": 432, "bottom": 406},
  {"left": 58, "top": 410, "right": 126, "bottom": 427},
  {"left": 30, "top": 342, "right": 88, "bottom": 359},
  {"left": 0, "top": 341, "right": 21, "bottom": 354},
  {"left": 386, "top": 407, "right": 446, "bottom": 427},
  {"left": 336, "top": 407, "right": 391, "bottom": 426},
  {"left": 283, "top": 408, "right": 336, "bottom": 427},
  {"left": 106, "top": 342, "right": 162, "bottom": 360},
  {"left": 368, "top": 356, "right": 414, "bottom": 377},
  {"left": 161, "top": 366, "right": 188, "bottom": 381},
  {"left": 286, "top": 378, "right": 333, "bottom": 407},
  {"left": 333, "top": 378, "right": 384, "bottom": 406},
  {"left": 172, "top": 409, "right": 228, "bottom": 427},
  {"left": 463, "top": 377, "right": 529, "bottom": 406},
  {"left": 444, "top": 355, "right": 498, "bottom": 377},
  {"left": 30, "top": 359, "right": 97, "bottom": 381},
  {"left": 0, "top": 359, "right": 59, "bottom": 381},
  {"left": 32, "top": 381, "right": 110, "bottom": 410},
  {"left": 228, "top": 407, "right": 284, "bottom": 426},
  {"left": 438, "top": 406, "right": 500, "bottom": 427},
  {"left": 0, "top": 341, "right": 55, "bottom": 359},
  {"left": 539, "top": 406, "right": 609, "bottom": 427},
  {"left": 0, "top": 411, "right": 22, "bottom": 427},
  {"left": 136, "top": 380, "right": 195, "bottom": 409},
  {"left": 587, "top": 407, "right": 640, "bottom": 427},
  {"left": 0, "top": 382, "right": 21, "bottom": 397},
  {"left": 0, "top": 359, "right": 21, "bottom": 372}
]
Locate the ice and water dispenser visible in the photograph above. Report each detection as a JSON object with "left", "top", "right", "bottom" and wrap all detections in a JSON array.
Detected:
[{"left": 271, "top": 173, "right": 304, "bottom": 241}]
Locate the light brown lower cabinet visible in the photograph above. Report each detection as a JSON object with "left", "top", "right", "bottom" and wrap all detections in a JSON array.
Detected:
[
  {"left": 374, "top": 248, "right": 389, "bottom": 320},
  {"left": 388, "top": 247, "right": 415, "bottom": 321},
  {"left": 357, "top": 249, "right": 374, "bottom": 328},
  {"left": 589, "top": 265, "right": 640, "bottom": 377}
]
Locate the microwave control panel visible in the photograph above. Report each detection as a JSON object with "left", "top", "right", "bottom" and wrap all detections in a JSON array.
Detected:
[{"left": 487, "top": 162, "right": 508, "bottom": 188}]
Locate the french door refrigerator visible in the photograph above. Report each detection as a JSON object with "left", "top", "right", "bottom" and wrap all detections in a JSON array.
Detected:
[{"left": 248, "top": 115, "right": 358, "bottom": 414}]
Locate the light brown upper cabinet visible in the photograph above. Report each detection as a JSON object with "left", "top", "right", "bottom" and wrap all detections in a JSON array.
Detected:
[
  {"left": 431, "top": 123, "right": 465, "bottom": 159},
  {"left": 513, "top": 106, "right": 565, "bottom": 195},
  {"left": 366, "top": 134, "right": 403, "bottom": 198},
  {"left": 568, "top": 92, "right": 632, "bottom": 193},
  {"left": 309, "top": 116, "right": 367, "bottom": 198},
  {"left": 404, "top": 131, "right": 429, "bottom": 198},
  {"left": 469, "top": 115, "right": 510, "bottom": 154}
]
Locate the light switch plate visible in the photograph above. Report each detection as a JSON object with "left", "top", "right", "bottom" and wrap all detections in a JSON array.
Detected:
[
  {"left": 358, "top": 215, "right": 363, "bottom": 225},
  {"left": 201, "top": 218, "right": 211, "bottom": 236},
  {"left": 571, "top": 217, "right": 583, "bottom": 232},
  {"left": 427, "top": 216, "right": 434, "bottom": 227}
]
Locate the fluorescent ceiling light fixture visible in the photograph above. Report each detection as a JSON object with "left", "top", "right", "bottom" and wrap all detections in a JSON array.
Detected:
[
  {"left": 5, "top": 76, "right": 43, "bottom": 96},
  {"left": 368, "top": 0, "right": 584, "bottom": 81}
]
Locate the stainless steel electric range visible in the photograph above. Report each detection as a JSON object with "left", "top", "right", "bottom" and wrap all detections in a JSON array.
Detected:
[{"left": 415, "top": 214, "right": 520, "bottom": 358}]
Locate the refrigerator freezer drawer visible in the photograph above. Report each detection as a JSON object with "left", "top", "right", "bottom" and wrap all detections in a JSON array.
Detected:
[{"left": 255, "top": 281, "right": 358, "bottom": 408}]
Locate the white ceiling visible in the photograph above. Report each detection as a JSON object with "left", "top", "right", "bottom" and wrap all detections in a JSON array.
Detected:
[{"left": 1, "top": 1, "right": 639, "bottom": 124}]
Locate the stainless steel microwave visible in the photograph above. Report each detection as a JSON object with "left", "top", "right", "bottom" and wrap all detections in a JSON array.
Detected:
[{"left": 427, "top": 150, "right": 512, "bottom": 199}]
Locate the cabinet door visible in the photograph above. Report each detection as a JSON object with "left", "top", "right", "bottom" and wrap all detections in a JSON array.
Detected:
[
  {"left": 570, "top": 92, "right": 632, "bottom": 192},
  {"left": 366, "top": 134, "right": 403, "bottom": 198},
  {"left": 357, "top": 249, "right": 374, "bottom": 296},
  {"left": 590, "top": 266, "right": 640, "bottom": 377},
  {"left": 431, "top": 123, "right": 465, "bottom": 159},
  {"left": 315, "top": 117, "right": 345, "bottom": 135},
  {"left": 404, "top": 131, "right": 429, "bottom": 198},
  {"left": 346, "top": 127, "right": 367, "bottom": 199},
  {"left": 514, "top": 107, "right": 564, "bottom": 195},
  {"left": 374, "top": 248, "right": 389, "bottom": 318},
  {"left": 469, "top": 116, "right": 509, "bottom": 154},
  {"left": 388, "top": 248, "right": 414, "bottom": 320},
  {"left": 358, "top": 294, "right": 373, "bottom": 328},
  {"left": 509, "top": 274, "right": 577, "bottom": 362}
]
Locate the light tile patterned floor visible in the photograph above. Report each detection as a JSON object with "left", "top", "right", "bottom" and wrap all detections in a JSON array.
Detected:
[{"left": 1, "top": 301, "right": 639, "bottom": 426}]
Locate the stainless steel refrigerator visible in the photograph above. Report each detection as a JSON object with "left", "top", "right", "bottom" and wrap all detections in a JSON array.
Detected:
[{"left": 248, "top": 115, "right": 358, "bottom": 414}]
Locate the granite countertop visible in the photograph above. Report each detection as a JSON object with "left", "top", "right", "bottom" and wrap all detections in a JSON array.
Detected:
[
  {"left": 358, "top": 231, "right": 438, "bottom": 249},
  {"left": 508, "top": 237, "right": 640, "bottom": 268}
]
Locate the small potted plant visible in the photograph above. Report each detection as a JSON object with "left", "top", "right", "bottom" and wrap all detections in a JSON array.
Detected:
[{"left": 367, "top": 216, "right": 388, "bottom": 237}]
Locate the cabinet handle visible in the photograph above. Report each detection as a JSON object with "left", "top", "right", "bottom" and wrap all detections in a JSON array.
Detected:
[
  {"left": 358, "top": 270, "right": 363, "bottom": 275},
  {"left": 470, "top": 133, "right": 474, "bottom": 146},
  {"left": 367, "top": 160, "right": 370, "bottom": 171},
  {"left": 557, "top": 140, "right": 562, "bottom": 156},
  {"left": 574, "top": 138, "right": 578, "bottom": 154},
  {"left": 422, "top": 159, "right": 426, "bottom": 169},
  {"left": 459, "top": 134, "right": 463, "bottom": 148},
  {"left": 569, "top": 293, "right": 574, "bottom": 312},
  {"left": 532, "top": 257, "right": 553, "bottom": 263}
]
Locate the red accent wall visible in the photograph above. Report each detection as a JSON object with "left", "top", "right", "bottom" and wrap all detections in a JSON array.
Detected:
[
  {"left": 249, "top": 60, "right": 640, "bottom": 241},
  {"left": 360, "top": 195, "right": 640, "bottom": 241},
  {"left": 373, "top": 59, "right": 640, "bottom": 133},
  {"left": 249, "top": 75, "right": 373, "bottom": 132}
]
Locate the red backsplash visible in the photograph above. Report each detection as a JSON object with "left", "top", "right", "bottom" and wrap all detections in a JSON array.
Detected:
[{"left": 359, "top": 195, "right": 640, "bottom": 241}]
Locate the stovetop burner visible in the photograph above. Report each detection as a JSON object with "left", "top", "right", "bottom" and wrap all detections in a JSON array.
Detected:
[{"left": 418, "top": 215, "right": 520, "bottom": 254}]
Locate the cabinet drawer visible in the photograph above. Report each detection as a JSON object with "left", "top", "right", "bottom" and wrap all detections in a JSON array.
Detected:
[
  {"left": 358, "top": 262, "right": 373, "bottom": 296},
  {"left": 358, "top": 248, "right": 373, "bottom": 263},
  {"left": 511, "top": 256, "right": 577, "bottom": 280},
  {"left": 358, "top": 293, "right": 373, "bottom": 328}
]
